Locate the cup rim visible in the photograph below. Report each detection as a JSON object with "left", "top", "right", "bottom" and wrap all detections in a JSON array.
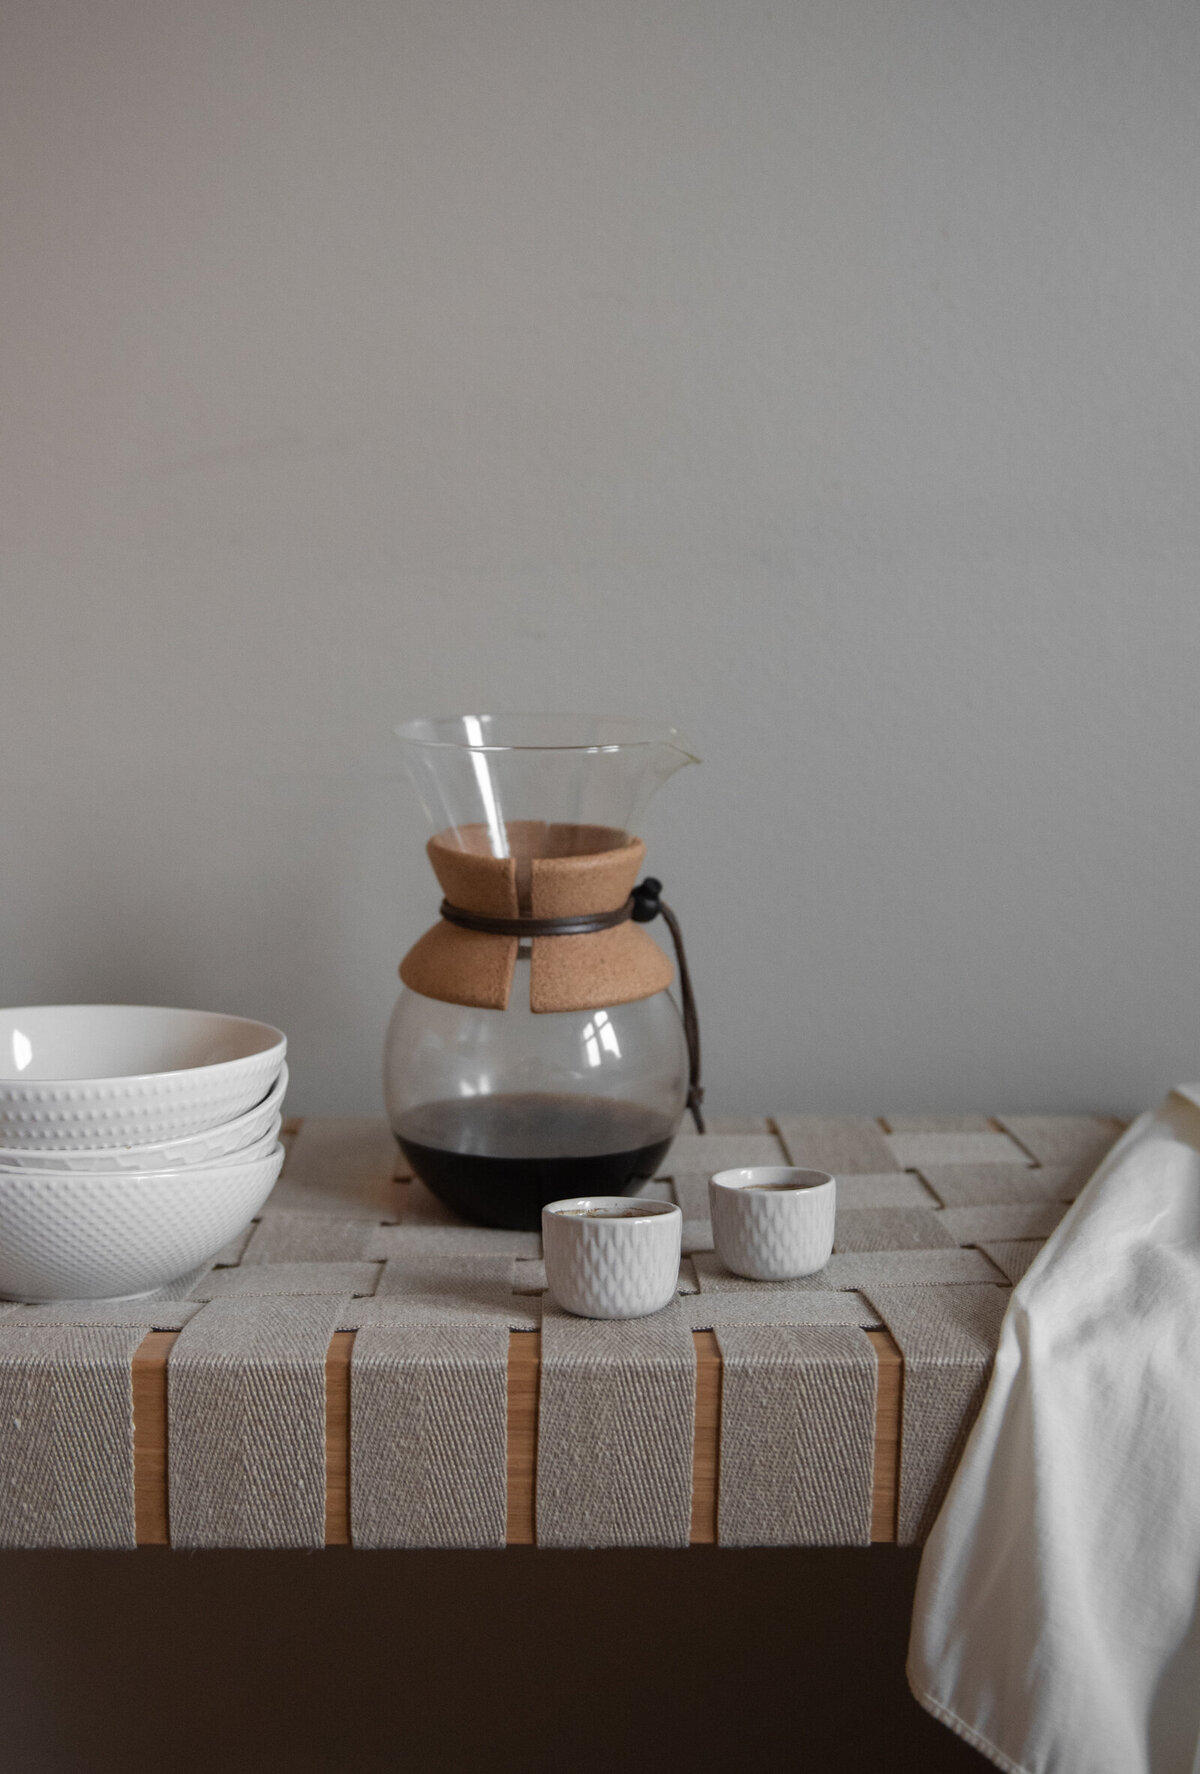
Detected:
[
  {"left": 709, "top": 1166, "right": 835, "bottom": 1193},
  {"left": 543, "top": 1195, "right": 681, "bottom": 1221}
]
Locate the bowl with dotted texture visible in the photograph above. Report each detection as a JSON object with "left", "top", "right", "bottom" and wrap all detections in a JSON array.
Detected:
[
  {"left": 0, "top": 1064, "right": 288, "bottom": 1173},
  {"left": 0, "top": 1144, "right": 285, "bottom": 1300},
  {"left": 0, "top": 1005, "right": 286, "bottom": 1151}
]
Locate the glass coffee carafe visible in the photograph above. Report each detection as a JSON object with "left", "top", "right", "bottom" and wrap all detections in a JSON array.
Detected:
[{"left": 383, "top": 715, "right": 701, "bottom": 1230}]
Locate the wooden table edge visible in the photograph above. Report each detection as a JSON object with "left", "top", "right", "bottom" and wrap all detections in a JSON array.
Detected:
[{"left": 132, "top": 1322, "right": 901, "bottom": 1549}]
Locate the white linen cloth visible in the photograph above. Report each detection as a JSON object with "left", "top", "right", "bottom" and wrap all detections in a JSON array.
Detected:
[{"left": 908, "top": 1089, "right": 1200, "bottom": 1774}]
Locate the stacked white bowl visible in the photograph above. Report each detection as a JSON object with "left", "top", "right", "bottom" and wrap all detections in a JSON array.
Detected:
[{"left": 0, "top": 1006, "right": 288, "bottom": 1301}]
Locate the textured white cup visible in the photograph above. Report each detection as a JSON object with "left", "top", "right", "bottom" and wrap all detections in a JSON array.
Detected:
[
  {"left": 542, "top": 1197, "right": 682, "bottom": 1319},
  {"left": 708, "top": 1166, "right": 836, "bottom": 1281}
]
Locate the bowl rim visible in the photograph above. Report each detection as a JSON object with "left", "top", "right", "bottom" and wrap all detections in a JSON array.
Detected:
[
  {"left": 0, "top": 1064, "right": 290, "bottom": 1165},
  {"left": 0, "top": 1141, "right": 286, "bottom": 1186},
  {"left": 0, "top": 1005, "right": 286, "bottom": 1088}
]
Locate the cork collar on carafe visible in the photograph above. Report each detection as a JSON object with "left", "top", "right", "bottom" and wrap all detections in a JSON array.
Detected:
[{"left": 398, "top": 823, "right": 674, "bottom": 1014}]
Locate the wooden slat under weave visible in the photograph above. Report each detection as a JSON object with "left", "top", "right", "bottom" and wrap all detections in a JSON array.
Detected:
[
  {"left": 124, "top": 1109, "right": 1116, "bottom": 1550},
  {"left": 131, "top": 1321, "right": 902, "bottom": 1547}
]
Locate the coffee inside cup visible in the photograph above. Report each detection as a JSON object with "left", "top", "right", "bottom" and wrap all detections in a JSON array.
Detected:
[
  {"left": 556, "top": 1204, "right": 670, "bottom": 1218},
  {"left": 743, "top": 1180, "right": 818, "bottom": 1191}
]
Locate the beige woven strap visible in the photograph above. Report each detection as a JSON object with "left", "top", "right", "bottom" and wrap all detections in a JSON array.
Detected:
[
  {"left": 667, "top": 1172, "right": 715, "bottom": 1254},
  {"left": 343, "top": 1252, "right": 525, "bottom": 1545},
  {"left": 370, "top": 1225, "right": 542, "bottom": 1260},
  {"left": 833, "top": 1207, "right": 958, "bottom": 1252},
  {"left": 187, "top": 1261, "right": 382, "bottom": 1300},
  {"left": 937, "top": 1202, "right": 1068, "bottom": 1245},
  {"left": 167, "top": 1295, "right": 347, "bottom": 1549},
  {"left": 512, "top": 1256, "right": 701, "bottom": 1301},
  {"left": 265, "top": 1116, "right": 407, "bottom": 1219},
  {"left": 692, "top": 1247, "right": 1002, "bottom": 1292},
  {"left": 833, "top": 1173, "right": 940, "bottom": 1208},
  {"left": 994, "top": 1113, "right": 1122, "bottom": 1168},
  {"left": 715, "top": 1325, "right": 878, "bottom": 1546},
  {"left": 774, "top": 1115, "right": 897, "bottom": 1173},
  {"left": 885, "top": 1114, "right": 995, "bottom": 1131},
  {"left": 669, "top": 1173, "right": 711, "bottom": 1217},
  {"left": 884, "top": 1129, "right": 1028, "bottom": 1169},
  {"left": 390, "top": 1177, "right": 460, "bottom": 1223},
  {"left": 536, "top": 1301, "right": 696, "bottom": 1548},
  {"left": 2, "top": 1301, "right": 203, "bottom": 1329},
  {"left": 153, "top": 1262, "right": 222, "bottom": 1299},
  {"left": 513, "top": 1257, "right": 548, "bottom": 1292},
  {"left": 977, "top": 1239, "right": 1045, "bottom": 1284},
  {"left": 917, "top": 1163, "right": 1075, "bottom": 1206},
  {"left": 350, "top": 1323, "right": 508, "bottom": 1549},
  {"left": 865, "top": 1282, "right": 1010, "bottom": 1544},
  {"left": 210, "top": 1225, "right": 256, "bottom": 1265},
  {"left": 681, "top": 1290, "right": 879, "bottom": 1330},
  {"left": 340, "top": 1254, "right": 539, "bottom": 1330},
  {"left": 242, "top": 1213, "right": 377, "bottom": 1263},
  {"left": 0, "top": 1324, "right": 146, "bottom": 1549},
  {"left": 662, "top": 1132, "right": 786, "bottom": 1173}
]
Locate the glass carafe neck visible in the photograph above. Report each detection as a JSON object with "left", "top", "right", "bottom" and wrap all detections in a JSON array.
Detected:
[{"left": 397, "top": 715, "right": 699, "bottom": 857}]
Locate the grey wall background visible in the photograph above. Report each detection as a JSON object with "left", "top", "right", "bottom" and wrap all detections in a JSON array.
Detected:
[{"left": 2, "top": 0, "right": 1197, "bottom": 1119}]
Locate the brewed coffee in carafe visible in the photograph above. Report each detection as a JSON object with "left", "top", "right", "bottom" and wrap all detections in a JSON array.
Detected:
[
  {"left": 383, "top": 716, "right": 701, "bottom": 1230},
  {"left": 393, "top": 1092, "right": 675, "bottom": 1229}
]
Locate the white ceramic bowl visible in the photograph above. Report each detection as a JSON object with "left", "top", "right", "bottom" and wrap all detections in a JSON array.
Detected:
[
  {"left": 0, "top": 1005, "right": 286, "bottom": 1150},
  {"left": 708, "top": 1166, "right": 836, "bottom": 1281},
  {"left": 0, "top": 1145, "right": 285, "bottom": 1301},
  {"left": 0, "top": 1065, "right": 289, "bottom": 1173},
  {"left": 542, "top": 1197, "right": 681, "bottom": 1319},
  {"left": 0, "top": 1121, "right": 282, "bottom": 1182}
]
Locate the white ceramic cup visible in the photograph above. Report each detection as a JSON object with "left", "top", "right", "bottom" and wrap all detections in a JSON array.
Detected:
[
  {"left": 542, "top": 1196, "right": 682, "bottom": 1319},
  {"left": 708, "top": 1166, "right": 836, "bottom": 1281}
]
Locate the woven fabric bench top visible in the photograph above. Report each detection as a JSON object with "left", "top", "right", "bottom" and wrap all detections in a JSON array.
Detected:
[{"left": 0, "top": 1111, "right": 1124, "bottom": 1551}]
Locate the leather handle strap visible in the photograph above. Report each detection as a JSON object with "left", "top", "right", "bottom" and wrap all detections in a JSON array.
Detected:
[{"left": 631, "top": 880, "right": 706, "bottom": 1135}]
